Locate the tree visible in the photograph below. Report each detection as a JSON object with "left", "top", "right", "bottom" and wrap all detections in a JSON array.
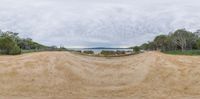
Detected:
[
  {"left": 148, "top": 41, "right": 156, "bottom": 51},
  {"left": 0, "top": 36, "right": 21, "bottom": 55},
  {"left": 154, "top": 35, "right": 168, "bottom": 51},
  {"left": 133, "top": 46, "right": 140, "bottom": 53},
  {"left": 0, "top": 30, "right": 63, "bottom": 55},
  {"left": 194, "top": 29, "right": 200, "bottom": 37},
  {"left": 171, "top": 29, "right": 197, "bottom": 51},
  {"left": 140, "top": 43, "right": 149, "bottom": 50},
  {"left": 165, "top": 36, "right": 176, "bottom": 51},
  {"left": 134, "top": 29, "right": 200, "bottom": 52},
  {"left": 197, "top": 39, "right": 200, "bottom": 49}
]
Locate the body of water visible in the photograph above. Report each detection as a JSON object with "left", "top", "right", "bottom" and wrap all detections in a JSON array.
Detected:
[{"left": 70, "top": 48, "right": 133, "bottom": 54}]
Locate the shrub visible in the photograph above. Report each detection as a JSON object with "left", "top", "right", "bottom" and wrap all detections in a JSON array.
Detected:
[
  {"left": 116, "top": 50, "right": 125, "bottom": 55},
  {"left": 74, "top": 50, "right": 82, "bottom": 53},
  {"left": 101, "top": 50, "right": 116, "bottom": 56},
  {"left": 133, "top": 46, "right": 141, "bottom": 53},
  {"left": 0, "top": 36, "right": 21, "bottom": 55},
  {"left": 9, "top": 45, "right": 21, "bottom": 55},
  {"left": 83, "top": 50, "right": 94, "bottom": 54}
]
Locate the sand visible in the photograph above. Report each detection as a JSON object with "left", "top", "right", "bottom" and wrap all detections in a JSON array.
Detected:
[{"left": 0, "top": 51, "right": 200, "bottom": 99}]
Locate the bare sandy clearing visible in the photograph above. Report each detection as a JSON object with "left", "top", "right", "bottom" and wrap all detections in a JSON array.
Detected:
[{"left": 0, "top": 51, "right": 200, "bottom": 99}]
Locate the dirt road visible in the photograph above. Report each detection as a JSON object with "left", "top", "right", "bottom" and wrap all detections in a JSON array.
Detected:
[{"left": 0, "top": 51, "right": 200, "bottom": 99}]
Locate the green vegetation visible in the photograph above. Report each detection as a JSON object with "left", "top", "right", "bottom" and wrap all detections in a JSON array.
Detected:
[
  {"left": 0, "top": 34, "right": 21, "bottom": 55},
  {"left": 131, "top": 29, "right": 200, "bottom": 55},
  {"left": 101, "top": 50, "right": 116, "bottom": 56},
  {"left": 197, "top": 39, "right": 200, "bottom": 49},
  {"left": 3, "top": 28, "right": 200, "bottom": 56},
  {"left": 0, "top": 30, "right": 68, "bottom": 55},
  {"left": 9, "top": 44, "right": 21, "bottom": 55},
  {"left": 83, "top": 50, "right": 94, "bottom": 54},
  {"left": 71, "top": 50, "right": 133, "bottom": 57},
  {"left": 116, "top": 50, "right": 125, "bottom": 55},
  {"left": 99, "top": 50, "right": 131, "bottom": 57},
  {"left": 164, "top": 50, "right": 200, "bottom": 55},
  {"left": 132, "top": 46, "right": 141, "bottom": 53}
]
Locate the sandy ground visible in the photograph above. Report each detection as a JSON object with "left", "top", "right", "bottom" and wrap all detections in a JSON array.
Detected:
[{"left": 0, "top": 51, "right": 200, "bottom": 99}]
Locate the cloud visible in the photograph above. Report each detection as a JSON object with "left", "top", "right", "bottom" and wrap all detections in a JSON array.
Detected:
[{"left": 0, "top": 0, "right": 200, "bottom": 48}]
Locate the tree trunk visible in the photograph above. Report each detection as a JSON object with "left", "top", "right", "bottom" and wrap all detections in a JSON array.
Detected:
[{"left": 181, "top": 45, "right": 184, "bottom": 52}]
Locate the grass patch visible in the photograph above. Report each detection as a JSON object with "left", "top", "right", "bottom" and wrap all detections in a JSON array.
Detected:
[{"left": 164, "top": 50, "right": 200, "bottom": 55}]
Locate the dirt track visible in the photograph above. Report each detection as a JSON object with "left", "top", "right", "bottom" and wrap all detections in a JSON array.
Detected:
[{"left": 0, "top": 51, "right": 200, "bottom": 99}]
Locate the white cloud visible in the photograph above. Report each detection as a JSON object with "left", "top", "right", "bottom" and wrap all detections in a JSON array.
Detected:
[{"left": 0, "top": 0, "right": 200, "bottom": 48}]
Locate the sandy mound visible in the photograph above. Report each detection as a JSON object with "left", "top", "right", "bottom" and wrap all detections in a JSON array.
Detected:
[{"left": 0, "top": 51, "right": 200, "bottom": 99}]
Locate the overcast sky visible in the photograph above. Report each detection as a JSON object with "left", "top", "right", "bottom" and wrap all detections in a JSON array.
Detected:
[{"left": 0, "top": 0, "right": 200, "bottom": 48}]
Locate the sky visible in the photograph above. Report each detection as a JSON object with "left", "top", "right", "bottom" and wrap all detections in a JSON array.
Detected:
[{"left": 0, "top": 0, "right": 200, "bottom": 48}]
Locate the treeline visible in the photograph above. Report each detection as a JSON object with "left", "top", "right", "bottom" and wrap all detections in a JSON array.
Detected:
[
  {"left": 0, "top": 30, "right": 67, "bottom": 55},
  {"left": 133, "top": 29, "right": 200, "bottom": 52}
]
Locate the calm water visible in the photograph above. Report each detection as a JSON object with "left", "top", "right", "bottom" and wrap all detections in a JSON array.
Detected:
[{"left": 71, "top": 48, "right": 133, "bottom": 54}]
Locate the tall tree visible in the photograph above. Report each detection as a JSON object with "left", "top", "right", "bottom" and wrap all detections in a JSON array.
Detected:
[
  {"left": 196, "top": 39, "right": 200, "bottom": 49},
  {"left": 171, "top": 29, "right": 197, "bottom": 51},
  {"left": 153, "top": 35, "right": 168, "bottom": 51}
]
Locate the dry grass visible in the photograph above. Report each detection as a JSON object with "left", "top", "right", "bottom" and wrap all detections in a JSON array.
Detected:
[{"left": 0, "top": 51, "right": 200, "bottom": 99}]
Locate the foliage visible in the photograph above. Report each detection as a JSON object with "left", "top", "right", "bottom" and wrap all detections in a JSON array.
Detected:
[
  {"left": 133, "top": 29, "right": 200, "bottom": 53},
  {"left": 8, "top": 44, "right": 21, "bottom": 55},
  {"left": 0, "top": 36, "right": 21, "bottom": 55},
  {"left": 74, "top": 50, "right": 82, "bottom": 53},
  {"left": 140, "top": 43, "right": 149, "bottom": 50},
  {"left": 100, "top": 50, "right": 129, "bottom": 56},
  {"left": 196, "top": 39, "right": 200, "bottom": 49},
  {"left": 17, "top": 38, "right": 46, "bottom": 50},
  {"left": 132, "top": 46, "right": 140, "bottom": 53},
  {"left": 0, "top": 30, "right": 68, "bottom": 55},
  {"left": 0, "top": 31, "right": 47, "bottom": 51},
  {"left": 101, "top": 50, "right": 116, "bottom": 56},
  {"left": 83, "top": 50, "right": 94, "bottom": 54},
  {"left": 116, "top": 50, "right": 125, "bottom": 54},
  {"left": 153, "top": 35, "right": 168, "bottom": 51},
  {"left": 171, "top": 29, "right": 198, "bottom": 51}
]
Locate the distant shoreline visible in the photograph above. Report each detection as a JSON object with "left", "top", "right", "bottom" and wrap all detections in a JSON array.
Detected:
[{"left": 68, "top": 47, "right": 131, "bottom": 49}]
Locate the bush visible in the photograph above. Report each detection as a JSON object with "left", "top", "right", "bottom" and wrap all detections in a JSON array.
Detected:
[
  {"left": 83, "top": 50, "right": 94, "bottom": 54},
  {"left": 133, "top": 46, "right": 141, "bottom": 53},
  {"left": 9, "top": 45, "right": 21, "bottom": 55},
  {"left": 101, "top": 50, "right": 116, "bottom": 56},
  {"left": 0, "top": 36, "right": 21, "bottom": 55},
  {"left": 74, "top": 50, "right": 82, "bottom": 53},
  {"left": 116, "top": 50, "right": 125, "bottom": 54}
]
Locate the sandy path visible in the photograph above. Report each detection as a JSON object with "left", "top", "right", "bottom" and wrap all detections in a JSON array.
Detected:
[{"left": 0, "top": 51, "right": 200, "bottom": 99}]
